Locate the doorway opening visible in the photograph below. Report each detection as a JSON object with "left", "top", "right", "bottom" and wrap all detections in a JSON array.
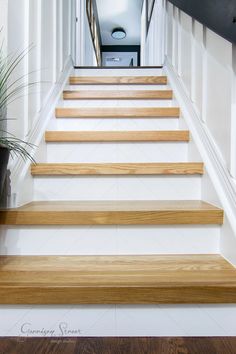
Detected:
[{"left": 73, "top": 0, "right": 148, "bottom": 67}]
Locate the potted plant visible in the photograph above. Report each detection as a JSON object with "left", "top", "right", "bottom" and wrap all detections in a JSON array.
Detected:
[{"left": 0, "top": 41, "right": 35, "bottom": 197}]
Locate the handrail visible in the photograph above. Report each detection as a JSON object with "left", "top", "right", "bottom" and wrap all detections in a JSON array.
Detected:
[
  {"left": 146, "top": 0, "right": 156, "bottom": 34},
  {"left": 168, "top": 0, "right": 236, "bottom": 44},
  {"left": 86, "top": 0, "right": 102, "bottom": 65}
]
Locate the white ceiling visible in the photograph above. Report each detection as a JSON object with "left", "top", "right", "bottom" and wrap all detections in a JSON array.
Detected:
[{"left": 96, "top": 0, "right": 143, "bottom": 46}]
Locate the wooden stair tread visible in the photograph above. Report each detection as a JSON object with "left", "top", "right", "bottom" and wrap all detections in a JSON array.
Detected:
[
  {"left": 0, "top": 255, "right": 235, "bottom": 304},
  {"left": 45, "top": 130, "right": 190, "bottom": 142},
  {"left": 31, "top": 162, "right": 204, "bottom": 176},
  {"left": 0, "top": 201, "right": 224, "bottom": 225},
  {"left": 55, "top": 107, "right": 180, "bottom": 118},
  {"left": 69, "top": 76, "right": 168, "bottom": 85},
  {"left": 63, "top": 90, "right": 173, "bottom": 100}
]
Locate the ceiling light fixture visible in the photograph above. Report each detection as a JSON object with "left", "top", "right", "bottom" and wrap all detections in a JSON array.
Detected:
[{"left": 111, "top": 28, "right": 126, "bottom": 40}]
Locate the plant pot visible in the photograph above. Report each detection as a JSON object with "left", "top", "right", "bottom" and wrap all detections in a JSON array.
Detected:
[{"left": 0, "top": 146, "right": 10, "bottom": 197}]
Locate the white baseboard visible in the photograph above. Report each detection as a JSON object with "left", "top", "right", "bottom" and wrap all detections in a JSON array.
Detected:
[
  {"left": 165, "top": 58, "right": 236, "bottom": 240},
  {"left": 10, "top": 57, "right": 73, "bottom": 207}
]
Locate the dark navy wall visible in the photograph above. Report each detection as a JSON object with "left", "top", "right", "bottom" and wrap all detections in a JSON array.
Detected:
[{"left": 168, "top": 0, "right": 236, "bottom": 44}]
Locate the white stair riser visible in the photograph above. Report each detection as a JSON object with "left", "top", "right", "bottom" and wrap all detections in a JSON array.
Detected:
[
  {"left": 73, "top": 68, "right": 164, "bottom": 76},
  {"left": 0, "top": 304, "right": 235, "bottom": 337},
  {"left": 0, "top": 225, "right": 219, "bottom": 256},
  {"left": 59, "top": 99, "right": 175, "bottom": 108},
  {"left": 66, "top": 85, "right": 171, "bottom": 91},
  {"left": 45, "top": 142, "right": 188, "bottom": 163},
  {"left": 33, "top": 176, "right": 201, "bottom": 200},
  {"left": 48, "top": 118, "right": 180, "bottom": 131}
]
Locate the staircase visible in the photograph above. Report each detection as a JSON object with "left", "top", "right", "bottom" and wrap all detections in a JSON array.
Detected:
[{"left": 0, "top": 68, "right": 236, "bottom": 305}]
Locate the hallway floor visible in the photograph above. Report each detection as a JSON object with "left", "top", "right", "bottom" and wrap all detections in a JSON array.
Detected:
[{"left": 0, "top": 337, "right": 236, "bottom": 354}]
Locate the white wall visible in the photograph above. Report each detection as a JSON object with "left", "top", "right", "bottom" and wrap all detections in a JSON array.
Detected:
[
  {"left": 0, "top": 0, "right": 8, "bottom": 49},
  {"left": 74, "top": 1, "right": 98, "bottom": 68},
  {"left": 1, "top": 0, "right": 97, "bottom": 142},
  {"left": 142, "top": 0, "right": 166, "bottom": 66},
  {"left": 3, "top": 0, "right": 73, "bottom": 140},
  {"left": 166, "top": 3, "right": 236, "bottom": 177},
  {"left": 74, "top": 0, "right": 97, "bottom": 67},
  {"left": 0, "top": 0, "right": 97, "bottom": 204},
  {"left": 164, "top": 1, "right": 236, "bottom": 264},
  {"left": 0, "top": 0, "right": 74, "bottom": 205}
]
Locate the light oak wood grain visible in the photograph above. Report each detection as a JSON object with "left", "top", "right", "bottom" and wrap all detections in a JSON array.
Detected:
[
  {"left": 55, "top": 107, "right": 180, "bottom": 118},
  {"left": 45, "top": 130, "right": 190, "bottom": 142},
  {"left": 31, "top": 163, "right": 204, "bottom": 176},
  {"left": 0, "top": 201, "right": 224, "bottom": 225},
  {"left": 69, "top": 76, "right": 168, "bottom": 85},
  {"left": 63, "top": 90, "right": 173, "bottom": 100},
  {"left": 0, "top": 255, "right": 235, "bottom": 304}
]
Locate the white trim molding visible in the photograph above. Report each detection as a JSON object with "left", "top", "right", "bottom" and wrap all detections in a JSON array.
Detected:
[
  {"left": 10, "top": 57, "right": 73, "bottom": 207},
  {"left": 165, "top": 58, "right": 236, "bottom": 237}
]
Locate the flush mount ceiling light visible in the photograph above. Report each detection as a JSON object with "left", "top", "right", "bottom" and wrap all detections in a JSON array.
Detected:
[{"left": 111, "top": 28, "right": 126, "bottom": 40}]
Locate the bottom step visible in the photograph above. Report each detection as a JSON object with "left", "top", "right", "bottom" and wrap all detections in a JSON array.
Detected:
[
  {"left": 0, "top": 255, "right": 235, "bottom": 304},
  {"left": 0, "top": 201, "right": 223, "bottom": 225}
]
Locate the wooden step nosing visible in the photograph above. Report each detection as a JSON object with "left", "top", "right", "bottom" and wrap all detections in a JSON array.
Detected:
[
  {"left": 0, "top": 255, "right": 233, "bottom": 303},
  {"left": 31, "top": 163, "right": 204, "bottom": 176},
  {"left": 0, "top": 285, "right": 235, "bottom": 304},
  {"left": 0, "top": 210, "right": 224, "bottom": 225},
  {"left": 63, "top": 90, "right": 173, "bottom": 100},
  {"left": 55, "top": 107, "right": 180, "bottom": 119},
  {"left": 45, "top": 131, "right": 190, "bottom": 142},
  {"left": 69, "top": 76, "right": 168, "bottom": 85},
  {"left": 0, "top": 254, "right": 229, "bottom": 270},
  {"left": 0, "top": 202, "right": 223, "bottom": 225}
]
